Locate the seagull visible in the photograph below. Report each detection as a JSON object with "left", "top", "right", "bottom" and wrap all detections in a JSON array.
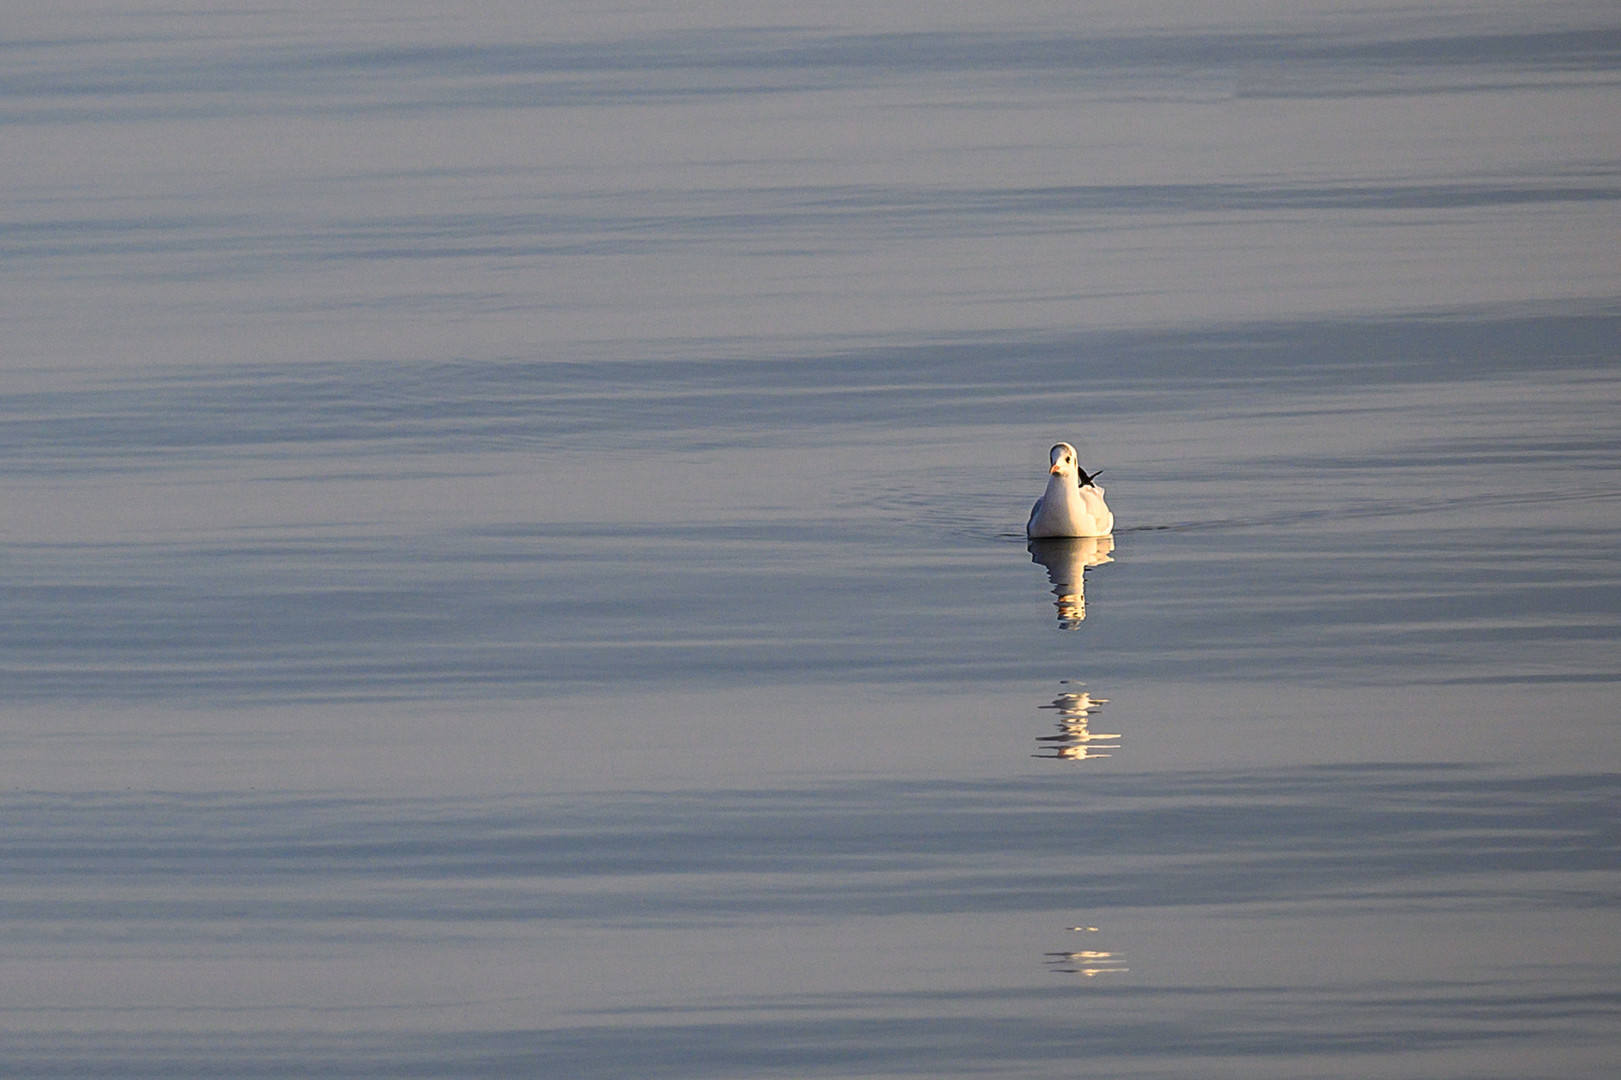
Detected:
[{"left": 1027, "top": 442, "right": 1114, "bottom": 538}]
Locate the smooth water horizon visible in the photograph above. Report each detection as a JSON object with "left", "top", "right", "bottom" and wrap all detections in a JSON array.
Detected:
[{"left": 2, "top": 2, "right": 1619, "bottom": 1077}]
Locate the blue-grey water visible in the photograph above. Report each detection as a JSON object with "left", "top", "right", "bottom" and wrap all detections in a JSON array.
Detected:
[{"left": 3, "top": 2, "right": 1619, "bottom": 1077}]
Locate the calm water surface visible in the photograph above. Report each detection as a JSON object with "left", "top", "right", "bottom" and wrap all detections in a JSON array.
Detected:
[{"left": 2, "top": 2, "right": 1619, "bottom": 1077}]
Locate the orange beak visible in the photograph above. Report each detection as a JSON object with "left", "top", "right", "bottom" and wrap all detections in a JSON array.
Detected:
[{"left": 1050, "top": 463, "right": 1063, "bottom": 475}]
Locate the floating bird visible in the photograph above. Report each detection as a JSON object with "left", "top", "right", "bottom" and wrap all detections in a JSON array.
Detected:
[{"left": 1027, "top": 442, "right": 1113, "bottom": 538}]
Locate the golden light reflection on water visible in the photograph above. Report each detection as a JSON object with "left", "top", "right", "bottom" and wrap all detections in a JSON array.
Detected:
[
  {"left": 1033, "top": 683, "right": 1120, "bottom": 761},
  {"left": 1028, "top": 536, "right": 1114, "bottom": 630},
  {"left": 1029, "top": 535, "right": 1128, "bottom": 971},
  {"left": 1045, "top": 925, "right": 1129, "bottom": 977}
]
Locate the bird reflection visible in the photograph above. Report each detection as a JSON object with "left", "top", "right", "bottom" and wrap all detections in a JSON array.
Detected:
[
  {"left": 1045, "top": 925, "right": 1128, "bottom": 977},
  {"left": 1028, "top": 536, "right": 1114, "bottom": 629},
  {"left": 1033, "top": 683, "right": 1119, "bottom": 761}
]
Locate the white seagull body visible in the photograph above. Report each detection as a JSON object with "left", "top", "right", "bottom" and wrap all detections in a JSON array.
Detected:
[{"left": 1027, "top": 442, "right": 1113, "bottom": 538}]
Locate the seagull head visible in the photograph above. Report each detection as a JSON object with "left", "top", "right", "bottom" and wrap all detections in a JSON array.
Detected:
[{"left": 1048, "top": 442, "right": 1079, "bottom": 478}]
